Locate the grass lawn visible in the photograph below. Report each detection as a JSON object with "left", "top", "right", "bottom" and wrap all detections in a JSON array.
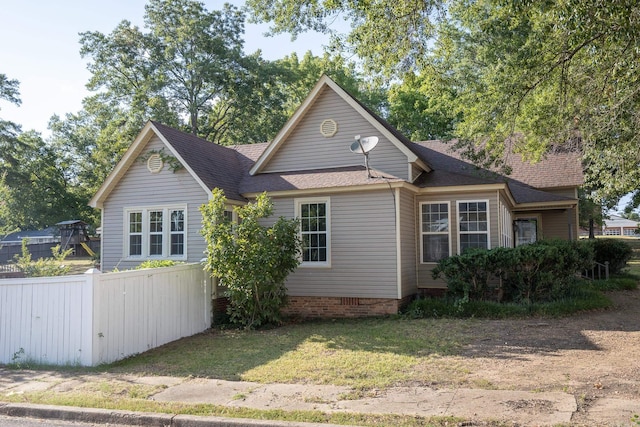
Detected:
[{"left": 105, "top": 317, "right": 476, "bottom": 390}]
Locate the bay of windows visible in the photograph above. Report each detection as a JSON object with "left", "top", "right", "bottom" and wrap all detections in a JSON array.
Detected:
[{"left": 125, "top": 207, "right": 186, "bottom": 259}]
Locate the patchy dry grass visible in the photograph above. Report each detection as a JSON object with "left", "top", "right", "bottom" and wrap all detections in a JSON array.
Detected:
[{"left": 105, "top": 317, "right": 475, "bottom": 390}]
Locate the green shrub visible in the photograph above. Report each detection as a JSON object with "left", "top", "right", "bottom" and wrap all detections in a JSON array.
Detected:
[
  {"left": 588, "top": 239, "right": 633, "bottom": 274},
  {"left": 433, "top": 239, "right": 594, "bottom": 304},
  {"left": 14, "top": 239, "right": 73, "bottom": 277},
  {"left": 432, "top": 248, "right": 495, "bottom": 301},
  {"left": 135, "top": 259, "right": 182, "bottom": 269},
  {"left": 200, "top": 190, "right": 301, "bottom": 330},
  {"left": 505, "top": 240, "right": 594, "bottom": 303}
]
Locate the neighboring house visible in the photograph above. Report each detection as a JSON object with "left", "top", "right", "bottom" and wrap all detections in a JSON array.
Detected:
[
  {"left": 89, "top": 75, "right": 583, "bottom": 317},
  {"left": 603, "top": 215, "right": 640, "bottom": 237},
  {"left": 0, "top": 227, "right": 60, "bottom": 246}
]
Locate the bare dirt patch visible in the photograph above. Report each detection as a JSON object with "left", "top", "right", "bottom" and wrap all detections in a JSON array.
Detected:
[{"left": 446, "top": 289, "right": 640, "bottom": 423}]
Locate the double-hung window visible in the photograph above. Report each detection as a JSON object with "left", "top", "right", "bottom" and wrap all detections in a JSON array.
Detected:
[
  {"left": 125, "top": 206, "right": 187, "bottom": 259},
  {"left": 296, "top": 198, "right": 330, "bottom": 266},
  {"left": 421, "top": 202, "right": 451, "bottom": 262},
  {"left": 457, "top": 200, "right": 490, "bottom": 252}
]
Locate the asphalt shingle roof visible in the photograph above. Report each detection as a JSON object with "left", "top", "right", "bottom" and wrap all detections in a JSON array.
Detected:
[
  {"left": 415, "top": 140, "right": 583, "bottom": 189},
  {"left": 151, "top": 121, "right": 246, "bottom": 201},
  {"left": 150, "top": 122, "right": 582, "bottom": 206}
]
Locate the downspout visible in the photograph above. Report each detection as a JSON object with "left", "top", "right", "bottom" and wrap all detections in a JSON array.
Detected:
[{"left": 395, "top": 187, "right": 402, "bottom": 300}]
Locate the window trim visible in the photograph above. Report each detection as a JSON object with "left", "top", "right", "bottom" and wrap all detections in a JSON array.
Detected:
[
  {"left": 420, "top": 201, "right": 452, "bottom": 264},
  {"left": 295, "top": 197, "right": 331, "bottom": 268},
  {"left": 456, "top": 200, "right": 491, "bottom": 253},
  {"left": 123, "top": 205, "right": 188, "bottom": 260}
]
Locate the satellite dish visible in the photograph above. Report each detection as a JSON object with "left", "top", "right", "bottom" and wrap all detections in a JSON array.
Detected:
[
  {"left": 349, "top": 135, "right": 379, "bottom": 178},
  {"left": 349, "top": 136, "right": 379, "bottom": 154}
]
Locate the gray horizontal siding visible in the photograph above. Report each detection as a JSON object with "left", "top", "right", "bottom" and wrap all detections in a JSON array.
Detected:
[
  {"left": 264, "top": 87, "right": 409, "bottom": 180},
  {"left": 399, "top": 188, "right": 417, "bottom": 298},
  {"left": 101, "top": 136, "right": 209, "bottom": 271},
  {"left": 270, "top": 190, "right": 399, "bottom": 298}
]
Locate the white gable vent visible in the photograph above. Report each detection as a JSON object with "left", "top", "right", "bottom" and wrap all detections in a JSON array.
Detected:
[
  {"left": 147, "top": 153, "right": 164, "bottom": 173},
  {"left": 320, "top": 119, "right": 338, "bottom": 137}
]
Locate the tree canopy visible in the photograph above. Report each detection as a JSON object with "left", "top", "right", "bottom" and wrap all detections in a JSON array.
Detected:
[{"left": 246, "top": 0, "right": 640, "bottom": 207}]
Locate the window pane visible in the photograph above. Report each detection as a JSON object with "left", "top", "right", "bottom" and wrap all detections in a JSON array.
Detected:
[
  {"left": 171, "top": 210, "right": 184, "bottom": 231},
  {"left": 171, "top": 234, "right": 184, "bottom": 255},
  {"left": 129, "top": 212, "right": 142, "bottom": 233},
  {"left": 423, "top": 235, "right": 449, "bottom": 262},
  {"left": 150, "top": 211, "right": 163, "bottom": 232},
  {"left": 129, "top": 235, "right": 142, "bottom": 256},
  {"left": 150, "top": 234, "right": 163, "bottom": 255},
  {"left": 422, "top": 203, "right": 449, "bottom": 232},
  {"left": 460, "top": 234, "right": 488, "bottom": 251}
]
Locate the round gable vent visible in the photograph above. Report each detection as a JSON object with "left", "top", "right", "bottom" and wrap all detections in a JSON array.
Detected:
[
  {"left": 320, "top": 119, "right": 338, "bottom": 137},
  {"left": 147, "top": 153, "right": 164, "bottom": 173}
]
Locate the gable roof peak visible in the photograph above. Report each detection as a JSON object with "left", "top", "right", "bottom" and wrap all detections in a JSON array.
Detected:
[{"left": 249, "top": 74, "right": 431, "bottom": 176}]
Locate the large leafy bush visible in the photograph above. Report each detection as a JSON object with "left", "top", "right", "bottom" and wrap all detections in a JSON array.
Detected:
[
  {"left": 587, "top": 238, "right": 632, "bottom": 275},
  {"left": 433, "top": 240, "right": 594, "bottom": 304},
  {"left": 200, "top": 189, "right": 301, "bottom": 329}
]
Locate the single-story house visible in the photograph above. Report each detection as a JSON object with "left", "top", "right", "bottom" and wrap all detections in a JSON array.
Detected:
[
  {"left": 0, "top": 227, "right": 60, "bottom": 246},
  {"left": 89, "top": 75, "right": 583, "bottom": 317},
  {"left": 603, "top": 215, "right": 639, "bottom": 237}
]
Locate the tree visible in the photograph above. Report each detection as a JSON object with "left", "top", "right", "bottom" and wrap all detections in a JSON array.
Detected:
[
  {"left": 246, "top": 0, "right": 640, "bottom": 207},
  {"left": 0, "top": 131, "right": 88, "bottom": 230},
  {"left": 212, "top": 51, "right": 387, "bottom": 145},
  {"left": 386, "top": 70, "right": 460, "bottom": 141},
  {"left": 245, "top": 0, "right": 443, "bottom": 78},
  {"left": 48, "top": 94, "right": 149, "bottom": 209},
  {"left": 200, "top": 189, "right": 301, "bottom": 329},
  {"left": 80, "top": 0, "right": 245, "bottom": 139},
  {"left": 0, "top": 74, "right": 24, "bottom": 189},
  {"left": 0, "top": 173, "right": 15, "bottom": 238}
]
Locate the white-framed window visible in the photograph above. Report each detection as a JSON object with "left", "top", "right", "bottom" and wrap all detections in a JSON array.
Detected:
[
  {"left": 457, "top": 200, "right": 490, "bottom": 252},
  {"left": 124, "top": 206, "right": 187, "bottom": 259},
  {"left": 604, "top": 228, "right": 621, "bottom": 236},
  {"left": 295, "top": 197, "right": 330, "bottom": 267},
  {"left": 420, "top": 202, "right": 451, "bottom": 263}
]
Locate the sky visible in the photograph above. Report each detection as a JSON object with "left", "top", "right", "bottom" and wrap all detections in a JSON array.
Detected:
[{"left": 0, "top": 0, "right": 331, "bottom": 136}]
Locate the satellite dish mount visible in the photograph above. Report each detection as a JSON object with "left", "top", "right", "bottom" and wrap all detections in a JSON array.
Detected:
[{"left": 349, "top": 135, "right": 379, "bottom": 178}]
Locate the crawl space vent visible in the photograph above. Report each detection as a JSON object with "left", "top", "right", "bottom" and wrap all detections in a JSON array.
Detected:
[
  {"left": 147, "top": 154, "right": 164, "bottom": 173},
  {"left": 320, "top": 119, "right": 338, "bottom": 137}
]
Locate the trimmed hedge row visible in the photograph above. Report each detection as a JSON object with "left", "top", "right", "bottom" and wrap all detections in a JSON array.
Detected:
[{"left": 432, "top": 239, "right": 632, "bottom": 304}]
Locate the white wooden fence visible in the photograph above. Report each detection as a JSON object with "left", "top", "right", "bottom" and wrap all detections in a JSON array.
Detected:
[{"left": 0, "top": 263, "right": 212, "bottom": 366}]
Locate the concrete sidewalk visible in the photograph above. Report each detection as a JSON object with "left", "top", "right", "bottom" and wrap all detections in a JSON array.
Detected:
[{"left": 1, "top": 368, "right": 639, "bottom": 426}]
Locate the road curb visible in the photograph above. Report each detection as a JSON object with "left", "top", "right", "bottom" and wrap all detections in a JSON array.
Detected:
[{"left": 0, "top": 402, "right": 349, "bottom": 427}]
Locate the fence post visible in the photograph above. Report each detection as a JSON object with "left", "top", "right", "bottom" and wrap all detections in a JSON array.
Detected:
[
  {"left": 83, "top": 268, "right": 101, "bottom": 366},
  {"left": 604, "top": 261, "right": 609, "bottom": 281}
]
